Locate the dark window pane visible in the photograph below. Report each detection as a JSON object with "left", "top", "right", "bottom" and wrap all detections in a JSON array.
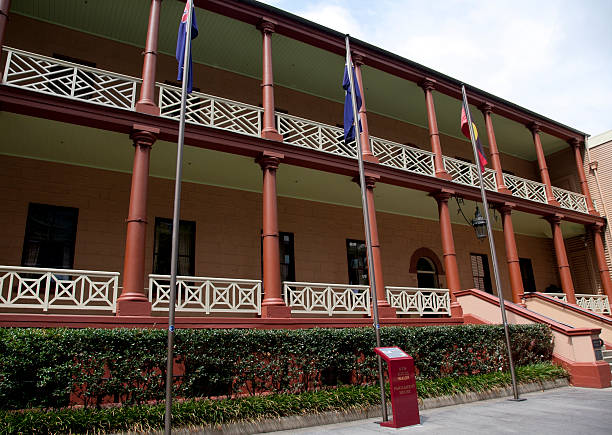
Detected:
[
  {"left": 346, "top": 239, "right": 368, "bottom": 285},
  {"left": 21, "top": 203, "right": 78, "bottom": 269},
  {"left": 153, "top": 218, "right": 195, "bottom": 276},
  {"left": 519, "top": 258, "right": 536, "bottom": 292},
  {"left": 470, "top": 253, "right": 492, "bottom": 294},
  {"left": 279, "top": 232, "right": 295, "bottom": 282},
  {"left": 416, "top": 257, "right": 438, "bottom": 288}
]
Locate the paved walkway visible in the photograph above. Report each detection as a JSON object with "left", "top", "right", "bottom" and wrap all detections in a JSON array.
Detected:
[{"left": 268, "top": 387, "right": 612, "bottom": 435}]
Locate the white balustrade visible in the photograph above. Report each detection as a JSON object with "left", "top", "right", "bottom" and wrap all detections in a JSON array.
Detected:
[
  {"left": 576, "top": 294, "right": 611, "bottom": 315},
  {"left": 157, "top": 84, "right": 262, "bottom": 137},
  {"left": 370, "top": 137, "right": 435, "bottom": 176},
  {"left": 443, "top": 156, "right": 497, "bottom": 191},
  {"left": 0, "top": 266, "right": 118, "bottom": 312},
  {"left": 552, "top": 186, "right": 588, "bottom": 213},
  {"left": 148, "top": 275, "right": 261, "bottom": 314},
  {"left": 2, "top": 47, "right": 139, "bottom": 110},
  {"left": 545, "top": 292, "right": 568, "bottom": 302},
  {"left": 283, "top": 281, "right": 370, "bottom": 316},
  {"left": 385, "top": 287, "right": 450, "bottom": 315},
  {"left": 503, "top": 173, "right": 548, "bottom": 204}
]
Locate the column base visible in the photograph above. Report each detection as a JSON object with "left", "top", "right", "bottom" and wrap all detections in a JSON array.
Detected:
[
  {"left": 450, "top": 302, "right": 463, "bottom": 318},
  {"left": 261, "top": 129, "right": 284, "bottom": 141},
  {"left": 497, "top": 187, "right": 512, "bottom": 195},
  {"left": 261, "top": 304, "right": 292, "bottom": 318},
  {"left": 436, "top": 171, "right": 453, "bottom": 181},
  {"left": 135, "top": 102, "right": 161, "bottom": 116},
  {"left": 547, "top": 199, "right": 561, "bottom": 207},
  {"left": 362, "top": 153, "right": 380, "bottom": 164},
  {"left": 116, "top": 294, "right": 152, "bottom": 317},
  {"left": 372, "top": 305, "right": 397, "bottom": 319}
]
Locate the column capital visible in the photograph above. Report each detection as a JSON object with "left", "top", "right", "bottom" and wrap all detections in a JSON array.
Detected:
[
  {"left": 567, "top": 137, "right": 582, "bottom": 149},
  {"left": 544, "top": 213, "right": 564, "bottom": 225},
  {"left": 257, "top": 17, "right": 277, "bottom": 34},
  {"left": 130, "top": 124, "right": 159, "bottom": 148},
  {"left": 431, "top": 189, "right": 455, "bottom": 203},
  {"left": 589, "top": 222, "right": 605, "bottom": 233},
  {"left": 419, "top": 77, "right": 436, "bottom": 92},
  {"left": 352, "top": 173, "right": 380, "bottom": 189},
  {"left": 256, "top": 151, "right": 284, "bottom": 170},
  {"left": 352, "top": 51, "right": 366, "bottom": 66},
  {"left": 479, "top": 102, "right": 494, "bottom": 115},
  {"left": 496, "top": 202, "right": 517, "bottom": 214},
  {"left": 528, "top": 121, "right": 541, "bottom": 134}
]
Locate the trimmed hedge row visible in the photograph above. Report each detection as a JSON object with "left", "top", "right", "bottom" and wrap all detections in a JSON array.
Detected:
[
  {"left": 0, "top": 324, "right": 553, "bottom": 409},
  {"left": 0, "top": 364, "right": 568, "bottom": 434}
]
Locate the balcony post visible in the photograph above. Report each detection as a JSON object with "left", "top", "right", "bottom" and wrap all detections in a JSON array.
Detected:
[
  {"left": 135, "top": 0, "right": 162, "bottom": 116},
  {"left": 590, "top": 223, "right": 612, "bottom": 301},
  {"left": 258, "top": 18, "right": 283, "bottom": 141},
  {"left": 529, "top": 122, "right": 560, "bottom": 206},
  {"left": 498, "top": 204, "right": 524, "bottom": 303},
  {"left": 569, "top": 138, "right": 597, "bottom": 214},
  {"left": 0, "top": 0, "right": 10, "bottom": 51},
  {"left": 352, "top": 53, "right": 377, "bottom": 162},
  {"left": 545, "top": 214, "right": 576, "bottom": 304},
  {"left": 420, "top": 79, "right": 451, "bottom": 180},
  {"left": 361, "top": 175, "right": 395, "bottom": 317},
  {"left": 432, "top": 190, "right": 463, "bottom": 316},
  {"left": 257, "top": 151, "right": 291, "bottom": 318},
  {"left": 480, "top": 103, "right": 511, "bottom": 194},
  {"left": 117, "top": 125, "right": 159, "bottom": 316}
]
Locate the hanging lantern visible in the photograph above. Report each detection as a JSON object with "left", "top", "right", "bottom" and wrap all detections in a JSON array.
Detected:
[{"left": 471, "top": 207, "right": 487, "bottom": 240}]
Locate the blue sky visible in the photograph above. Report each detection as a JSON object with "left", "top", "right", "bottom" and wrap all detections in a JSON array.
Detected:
[{"left": 261, "top": 0, "right": 612, "bottom": 136}]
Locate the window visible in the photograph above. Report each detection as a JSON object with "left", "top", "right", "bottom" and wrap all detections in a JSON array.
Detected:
[
  {"left": 21, "top": 203, "right": 79, "bottom": 269},
  {"left": 279, "top": 232, "right": 295, "bottom": 282},
  {"left": 470, "top": 253, "right": 492, "bottom": 293},
  {"left": 519, "top": 258, "right": 536, "bottom": 292},
  {"left": 346, "top": 239, "right": 368, "bottom": 285},
  {"left": 152, "top": 218, "right": 195, "bottom": 276},
  {"left": 416, "top": 257, "right": 439, "bottom": 288}
]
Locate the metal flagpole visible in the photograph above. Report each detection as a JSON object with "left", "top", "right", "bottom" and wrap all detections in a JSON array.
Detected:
[
  {"left": 460, "top": 85, "right": 522, "bottom": 401},
  {"left": 165, "top": 1, "right": 194, "bottom": 433},
  {"left": 345, "top": 35, "right": 388, "bottom": 421}
]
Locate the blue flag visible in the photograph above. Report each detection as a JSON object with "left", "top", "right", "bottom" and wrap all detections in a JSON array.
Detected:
[
  {"left": 342, "top": 65, "right": 362, "bottom": 143},
  {"left": 176, "top": 1, "right": 199, "bottom": 94}
]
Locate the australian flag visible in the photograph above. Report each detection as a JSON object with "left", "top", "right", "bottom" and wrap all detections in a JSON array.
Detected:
[
  {"left": 342, "top": 65, "right": 362, "bottom": 144},
  {"left": 176, "top": 1, "right": 199, "bottom": 94}
]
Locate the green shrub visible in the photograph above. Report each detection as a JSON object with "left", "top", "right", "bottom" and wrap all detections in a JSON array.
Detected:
[{"left": 0, "top": 324, "right": 553, "bottom": 410}]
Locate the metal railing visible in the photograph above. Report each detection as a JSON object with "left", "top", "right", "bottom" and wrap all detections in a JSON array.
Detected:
[
  {"left": 148, "top": 275, "right": 261, "bottom": 315},
  {"left": 0, "top": 265, "right": 119, "bottom": 312},
  {"left": 385, "top": 287, "right": 451, "bottom": 315},
  {"left": 283, "top": 281, "right": 370, "bottom": 316},
  {"left": 2, "top": 47, "right": 140, "bottom": 110},
  {"left": 553, "top": 186, "right": 588, "bottom": 213},
  {"left": 503, "top": 173, "right": 548, "bottom": 204},
  {"left": 576, "top": 294, "right": 611, "bottom": 315},
  {"left": 443, "top": 156, "right": 498, "bottom": 191}
]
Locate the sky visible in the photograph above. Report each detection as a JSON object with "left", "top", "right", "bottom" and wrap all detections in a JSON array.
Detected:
[{"left": 260, "top": 0, "right": 612, "bottom": 136}]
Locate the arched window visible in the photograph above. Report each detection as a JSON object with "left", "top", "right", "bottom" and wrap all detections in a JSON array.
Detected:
[{"left": 416, "top": 257, "right": 439, "bottom": 288}]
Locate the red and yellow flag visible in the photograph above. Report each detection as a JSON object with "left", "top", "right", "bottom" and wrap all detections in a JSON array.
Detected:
[{"left": 461, "top": 105, "right": 488, "bottom": 172}]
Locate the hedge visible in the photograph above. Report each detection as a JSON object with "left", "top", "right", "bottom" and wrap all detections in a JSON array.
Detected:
[
  {"left": 0, "top": 363, "right": 568, "bottom": 434},
  {"left": 0, "top": 324, "right": 553, "bottom": 410}
]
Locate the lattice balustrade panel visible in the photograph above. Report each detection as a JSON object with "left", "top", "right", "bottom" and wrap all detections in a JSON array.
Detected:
[
  {"left": 0, "top": 266, "right": 118, "bottom": 312},
  {"left": 283, "top": 282, "right": 370, "bottom": 316},
  {"left": 443, "top": 157, "right": 497, "bottom": 191},
  {"left": 576, "top": 294, "right": 611, "bottom": 314},
  {"left": 385, "top": 287, "right": 451, "bottom": 315},
  {"left": 545, "top": 292, "right": 568, "bottom": 302},
  {"left": 148, "top": 275, "right": 261, "bottom": 314},
  {"left": 370, "top": 137, "right": 435, "bottom": 176},
  {"left": 503, "top": 174, "right": 548, "bottom": 204},
  {"left": 157, "top": 85, "right": 262, "bottom": 137},
  {"left": 552, "top": 187, "right": 588, "bottom": 213},
  {"left": 277, "top": 114, "right": 357, "bottom": 158},
  {"left": 2, "top": 48, "right": 139, "bottom": 110}
]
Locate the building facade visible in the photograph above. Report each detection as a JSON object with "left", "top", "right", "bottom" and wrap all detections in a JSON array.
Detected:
[{"left": 0, "top": 0, "right": 610, "bottom": 325}]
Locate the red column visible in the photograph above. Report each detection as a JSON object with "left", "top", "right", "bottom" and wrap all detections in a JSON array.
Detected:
[
  {"left": 258, "top": 19, "right": 283, "bottom": 141},
  {"left": 529, "top": 122, "right": 559, "bottom": 206},
  {"left": 135, "top": 0, "right": 162, "bottom": 116},
  {"left": 590, "top": 224, "right": 612, "bottom": 301},
  {"left": 0, "top": 0, "right": 10, "bottom": 50},
  {"left": 362, "top": 175, "right": 395, "bottom": 318},
  {"left": 546, "top": 214, "right": 576, "bottom": 304},
  {"left": 433, "top": 191, "right": 463, "bottom": 317},
  {"left": 257, "top": 151, "right": 291, "bottom": 318},
  {"left": 480, "top": 103, "right": 510, "bottom": 194},
  {"left": 569, "top": 138, "right": 597, "bottom": 215},
  {"left": 499, "top": 204, "right": 524, "bottom": 303},
  {"left": 420, "top": 79, "right": 451, "bottom": 180},
  {"left": 117, "top": 125, "right": 158, "bottom": 316},
  {"left": 352, "top": 53, "right": 378, "bottom": 163}
]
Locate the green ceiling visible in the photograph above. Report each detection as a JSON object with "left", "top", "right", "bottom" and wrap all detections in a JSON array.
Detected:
[{"left": 9, "top": 0, "right": 570, "bottom": 161}]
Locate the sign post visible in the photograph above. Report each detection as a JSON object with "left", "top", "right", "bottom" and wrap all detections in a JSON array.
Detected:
[{"left": 374, "top": 347, "right": 420, "bottom": 428}]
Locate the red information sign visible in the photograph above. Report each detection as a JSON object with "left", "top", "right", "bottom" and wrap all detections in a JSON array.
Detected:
[{"left": 374, "top": 346, "right": 420, "bottom": 428}]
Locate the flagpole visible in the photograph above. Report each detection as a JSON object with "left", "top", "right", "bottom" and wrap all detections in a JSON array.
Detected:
[
  {"left": 164, "top": 1, "right": 193, "bottom": 433},
  {"left": 345, "top": 35, "right": 388, "bottom": 422},
  {"left": 460, "top": 85, "right": 521, "bottom": 401}
]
